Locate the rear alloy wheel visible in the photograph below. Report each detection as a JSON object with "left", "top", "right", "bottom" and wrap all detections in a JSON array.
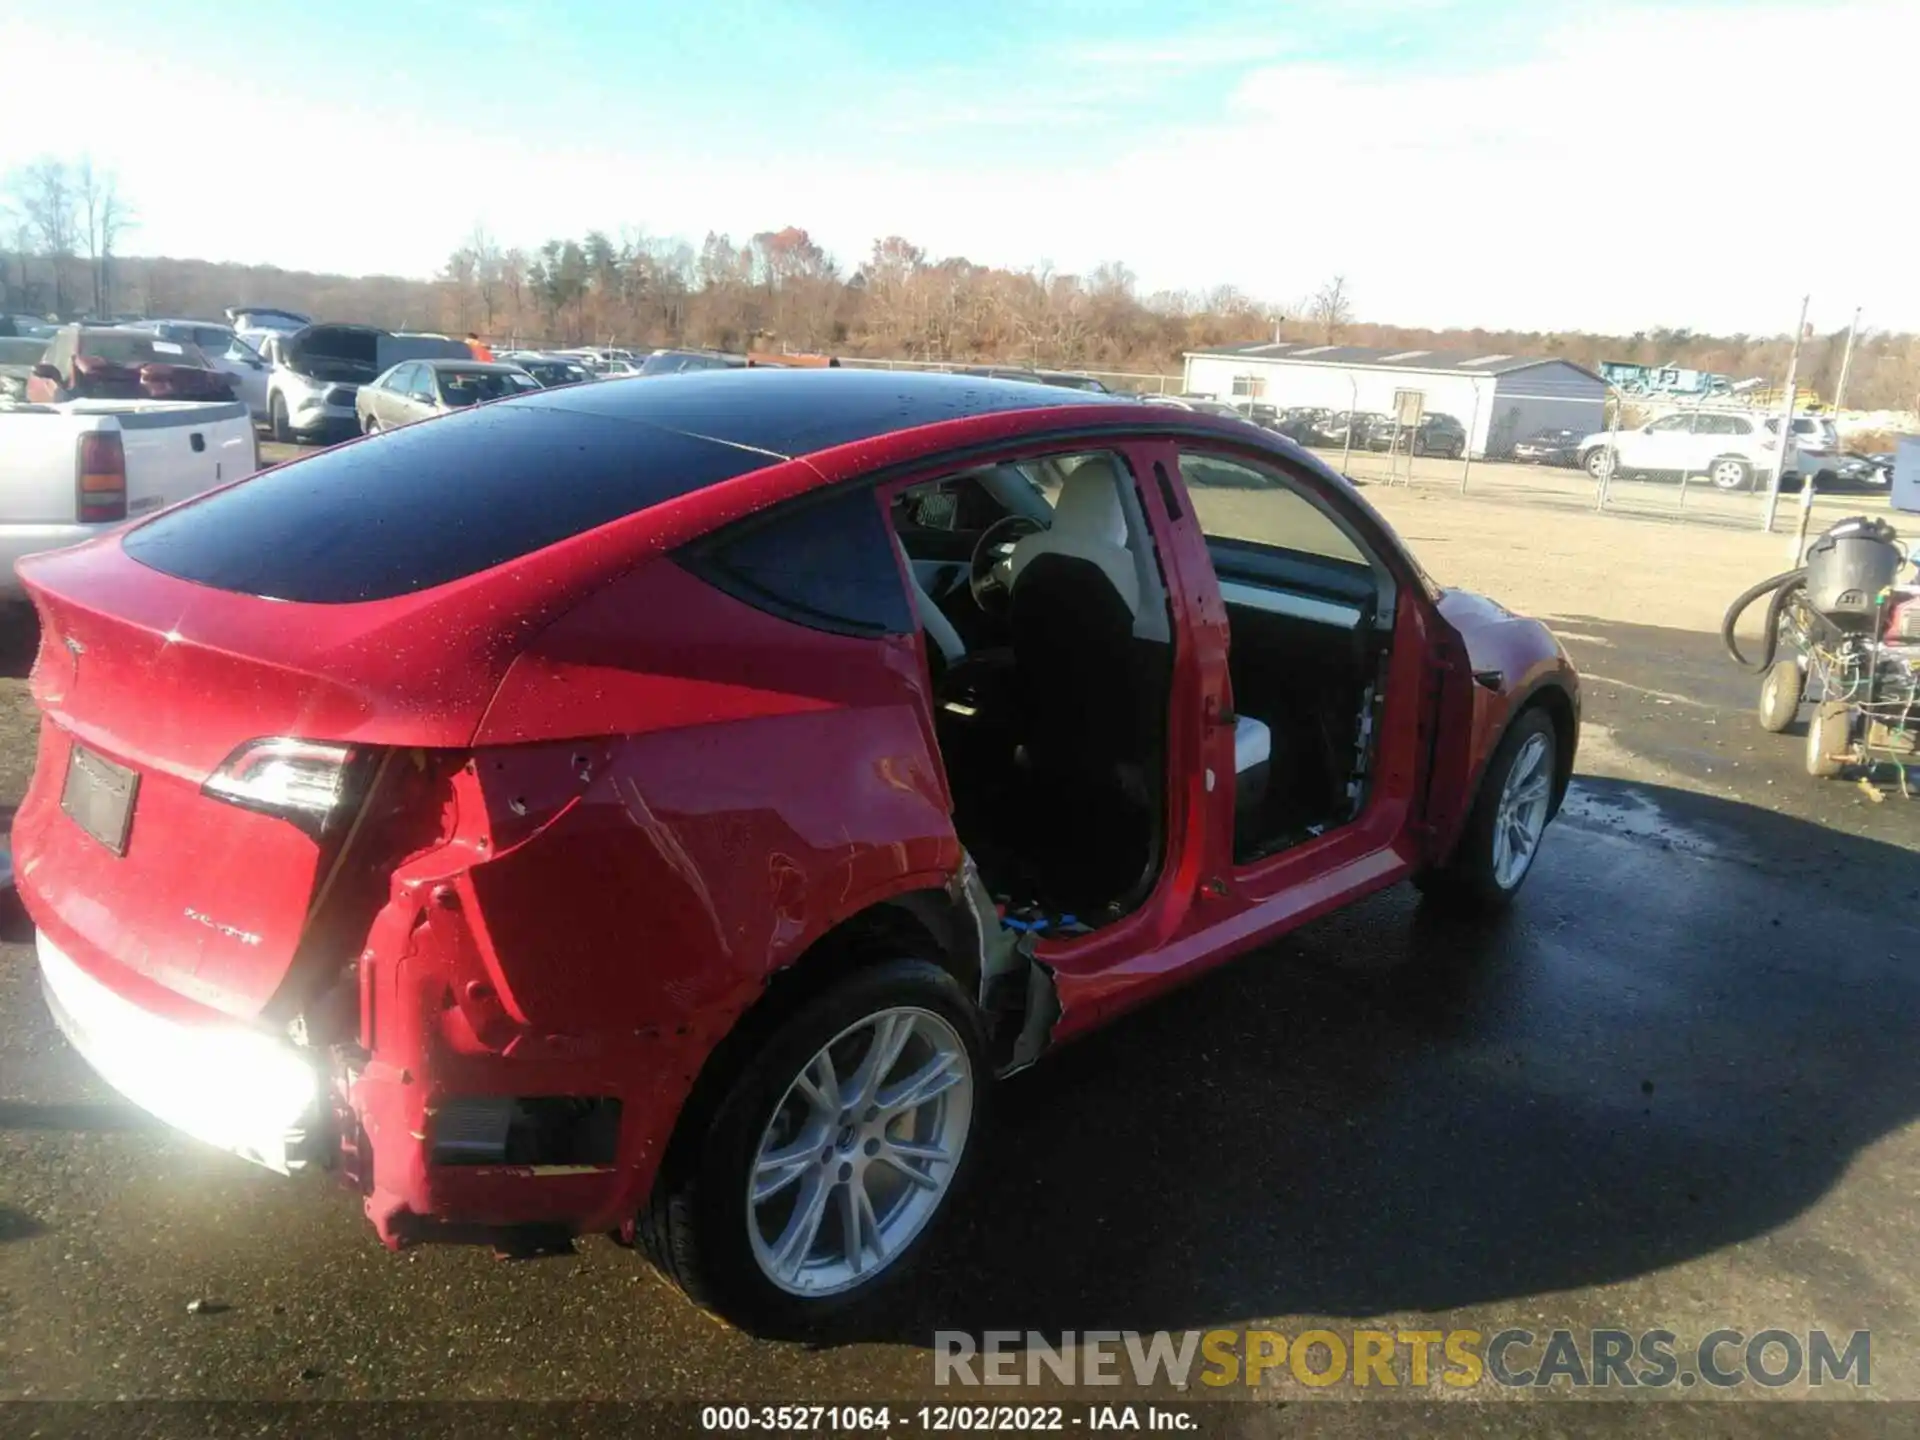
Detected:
[
  {"left": 362, "top": 416, "right": 380, "bottom": 436},
  {"left": 634, "top": 959, "right": 987, "bottom": 1334},
  {"left": 1758, "top": 659, "right": 1802, "bottom": 733},
  {"left": 1416, "top": 707, "right": 1557, "bottom": 913},
  {"left": 1584, "top": 447, "right": 1617, "bottom": 481},
  {"left": 1806, "top": 700, "right": 1852, "bottom": 778},
  {"left": 1709, "top": 457, "right": 1752, "bottom": 491}
]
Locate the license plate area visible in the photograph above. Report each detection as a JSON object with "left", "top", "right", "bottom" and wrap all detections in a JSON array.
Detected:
[{"left": 61, "top": 743, "right": 139, "bottom": 856}]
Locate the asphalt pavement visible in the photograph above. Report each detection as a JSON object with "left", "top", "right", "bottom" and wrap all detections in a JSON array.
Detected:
[{"left": 1, "top": 481, "right": 1918, "bottom": 1434}]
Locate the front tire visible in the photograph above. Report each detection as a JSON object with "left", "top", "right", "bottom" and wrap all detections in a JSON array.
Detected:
[
  {"left": 1708, "top": 457, "right": 1753, "bottom": 491},
  {"left": 1415, "top": 707, "right": 1558, "bottom": 914},
  {"left": 635, "top": 958, "right": 988, "bottom": 1335},
  {"left": 1584, "top": 447, "right": 1617, "bottom": 482},
  {"left": 1806, "top": 700, "right": 1851, "bottom": 778},
  {"left": 1758, "top": 659, "right": 1802, "bottom": 733}
]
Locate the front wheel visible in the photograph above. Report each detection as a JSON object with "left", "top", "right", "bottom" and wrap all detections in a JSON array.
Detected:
[
  {"left": 1415, "top": 707, "right": 1557, "bottom": 914},
  {"left": 1708, "top": 457, "right": 1753, "bottom": 491},
  {"left": 1584, "top": 447, "right": 1616, "bottom": 481},
  {"left": 635, "top": 959, "right": 988, "bottom": 1334},
  {"left": 1806, "top": 700, "right": 1852, "bottom": 778},
  {"left": 1758, "top": 659, "right": 1802, "bottom": 733}
]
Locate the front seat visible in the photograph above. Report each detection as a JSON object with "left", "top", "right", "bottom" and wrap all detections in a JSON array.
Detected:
[{"left": 1006, "top": 456, "right": 1144, "bottom": 783}]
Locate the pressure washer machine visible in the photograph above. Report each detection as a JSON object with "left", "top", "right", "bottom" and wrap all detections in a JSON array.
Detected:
[{"left": 1723, "top": 516, "right": 1920, "bottom": 787}]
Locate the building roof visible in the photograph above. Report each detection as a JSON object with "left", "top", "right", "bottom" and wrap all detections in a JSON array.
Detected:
[{"left": 1185, "top": 341, "right": 1603, "bottom": 382}]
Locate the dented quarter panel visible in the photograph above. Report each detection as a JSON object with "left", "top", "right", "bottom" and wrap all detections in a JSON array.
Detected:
[{"left": 350, "top": 552, "right": 965, "bottom": 1242}]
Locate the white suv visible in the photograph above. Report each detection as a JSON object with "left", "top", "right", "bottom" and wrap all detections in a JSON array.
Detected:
[
  {"left": 1764, "top": 415, "right": 1843, "bottom": 487},
  {"left": 1579, "top": 409, "right": 1796, "bottom": 491}
]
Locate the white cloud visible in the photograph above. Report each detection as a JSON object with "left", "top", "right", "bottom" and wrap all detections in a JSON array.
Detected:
[
  {"left": 1093, "top": 0, "right": 1920, "bottom": 332},
  {"left": 3, "top": 3, "right": 1911, "bottom": 335}
]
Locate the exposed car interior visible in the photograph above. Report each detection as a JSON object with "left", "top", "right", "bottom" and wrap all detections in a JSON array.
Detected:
[
  {"left": 890, "top": 453, "right": 1173, "bottom": 932},
  {"left": 890, "top": 450, "right": 1395, "bottom": 927},
  {"left": 1175, "top": 452, "right": 1396, "bottom": 863}
]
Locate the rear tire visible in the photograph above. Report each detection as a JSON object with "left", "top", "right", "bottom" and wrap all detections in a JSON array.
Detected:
[
  {"left": 362, "top": 416, "right": 380, "bottom": 437},
  {"left": 270, "top": 393, "right": 292, "bottom": 445},
  {"left": 635, "top": 958, "right": 988, "bottom": 1336},
  {"left": 1416, "top": 707, "right": 1558, "bottom": 915},
  {"left": 1806, "top": 700, "right": 1851, "bottom": 778},
  {"left": 1758, "top": 659, "right": 1802, "bottom": 733}
]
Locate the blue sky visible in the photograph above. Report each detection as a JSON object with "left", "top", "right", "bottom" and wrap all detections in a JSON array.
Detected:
[{"left": 3, "top": 0, "right": 1910, "bottom": 334}]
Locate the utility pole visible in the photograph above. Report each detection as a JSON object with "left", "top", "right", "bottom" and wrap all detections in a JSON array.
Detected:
[
  {"left": 1762, "top": 294, "right": 1809, "bottom": 535},
  {"left": 1831, "top": 306, "right": 1861, "bottom": 415}
]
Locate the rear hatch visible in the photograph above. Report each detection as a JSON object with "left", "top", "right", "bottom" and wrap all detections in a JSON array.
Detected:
[
  {"left": 15, "top": 554, "right": 514, "bottom": 1021},
  {"left": 12, "top": 397, "right": 786, "bottom": 1021}
]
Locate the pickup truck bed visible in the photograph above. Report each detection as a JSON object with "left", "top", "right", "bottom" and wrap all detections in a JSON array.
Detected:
[{"left": 0, "top": 399, "right": 257, "bottom": 603}]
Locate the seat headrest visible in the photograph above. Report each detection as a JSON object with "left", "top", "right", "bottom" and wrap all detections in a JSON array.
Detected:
[
  {"left": 1008, "top": 454, "right": 1141, "bottom": 617},
  {"left": 1050, "top": 456, "right": 1130, "bottom": 550}
]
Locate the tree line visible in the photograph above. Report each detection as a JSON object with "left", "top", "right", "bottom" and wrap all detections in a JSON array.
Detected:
[{"left": 4, "top": 158, "right": 1916, "bottom": 412}]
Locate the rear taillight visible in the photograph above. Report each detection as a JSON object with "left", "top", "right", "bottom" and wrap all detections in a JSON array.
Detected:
[
  {"left": 204, "top": 738, "right": 356, "bottom": 833},
  {"left": 75, "top": 432, "right": 127, "bottom": 523}
]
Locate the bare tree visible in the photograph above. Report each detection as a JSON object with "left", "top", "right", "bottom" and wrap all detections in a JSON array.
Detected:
[
  {"left": 468, "top": 222, "right": 502, "bottom": 335},
  {"left": 9, "top": 158, "right": 78, "bottom": 314},
  {"left": 75, "top": 160, "right": 133, "bottom": 317},
  {"left": 1309, "top": 274, "right": 1352, "bottom": 343}
]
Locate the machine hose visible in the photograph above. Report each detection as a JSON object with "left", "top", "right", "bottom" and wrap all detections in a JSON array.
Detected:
[{"left": 1721, "top": 567, "right": 1806, "bottom": 672}]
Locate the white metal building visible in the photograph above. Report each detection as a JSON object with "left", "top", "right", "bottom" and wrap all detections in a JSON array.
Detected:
[{"left": 1182, "top": 343, "right": 1608, "bottom": 458}]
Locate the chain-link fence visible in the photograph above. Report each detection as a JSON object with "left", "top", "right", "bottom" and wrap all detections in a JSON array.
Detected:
[
  {"left": 834, "top": 355, "right": 1179, "bottom": 394},
  {"left": 1279, "top": 386, "right": 1888, "bottom": 543}
]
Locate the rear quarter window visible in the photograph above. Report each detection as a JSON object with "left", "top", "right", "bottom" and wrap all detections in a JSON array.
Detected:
[
  {"left": 121, "top": 402, "right": 778, "bottom": 603},
  {"left": 679, "top": 485, "right": 912, "bottom": 638}
]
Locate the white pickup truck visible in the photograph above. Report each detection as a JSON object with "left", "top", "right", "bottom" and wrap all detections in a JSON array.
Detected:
[{"left": 0, "top": 398, "right": 258, "bottom": 604}]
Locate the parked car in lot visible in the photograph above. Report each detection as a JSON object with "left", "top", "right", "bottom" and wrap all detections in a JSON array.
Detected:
[
  {"left": 639, "top": 348, "right": 749, "bottom": 376},
  {"left": 226, "top": 306, "right": 310, "bottom": 354},
  {"left": 130, "top": 320, "right": 272, "bottom": 424},
  {"left": 1579, "top": 410, "right": 1794, "bottom": 491},
  {"left": 1510, "top": 428, "right": 1584, "bottom": 466},
  {"left": 1763, "top": 415, "right": 1847, "bottom": 490},
  {"left": 1818, "top": 452, "right": 1892, "bottom": 492},
  {"left": 957, "top": 366, "right": 1109, "bottom": 393},
  {"left": 1307, "top": 411, "right": 1386, "bottom": 448},
  {"left": 1268, "top": 406, "right": 1327, "bottom": 443},
  {"left": 1143, "top": 393, "right": 1245, "bottom": 419},
  {"left": 509, "top": 354, "right": 595, "bottom": 388},
  {"left": 11, "top": 369, "right": 1577, "bottom": 1332},
  {"left": 1368, "top": 412, "right": 1467, "bottom": 459},
  {"left": 264, "top": 325, "right": 472, "bottom": 443},
  {"left": 0, "top": 336, "right": 50, "bottom": 400},
  {"left": 25, "top": 326, "right": 238, "bottom": 405},
  {"left": 356, "top": 359, "right": 541, "bottom": 433},
  {"left": 0, "top": 394, "right": 256, "bottom": 602}
]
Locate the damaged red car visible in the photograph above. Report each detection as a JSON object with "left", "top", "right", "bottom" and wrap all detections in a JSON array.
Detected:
[{"left": 13, "top": 369, "right": 1577, "bottom": 1331}]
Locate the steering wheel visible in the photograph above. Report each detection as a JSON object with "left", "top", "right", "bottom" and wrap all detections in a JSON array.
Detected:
[{"left": 969, "top": 514, "right": 1044, "bottom": 617}]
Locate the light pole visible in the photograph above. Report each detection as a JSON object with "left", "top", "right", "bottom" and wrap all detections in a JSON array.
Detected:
[
  {"left": 1762, "top": 294, "right": 1810, "bottom": 535},
  {"left": 1832, "top": 306, "right": 1862, "bottom": 415}
]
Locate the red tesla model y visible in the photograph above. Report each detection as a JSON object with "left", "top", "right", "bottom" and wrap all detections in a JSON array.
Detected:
[{"left": 13, "top": 368, "right": 1577, "bottom": 1331}]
